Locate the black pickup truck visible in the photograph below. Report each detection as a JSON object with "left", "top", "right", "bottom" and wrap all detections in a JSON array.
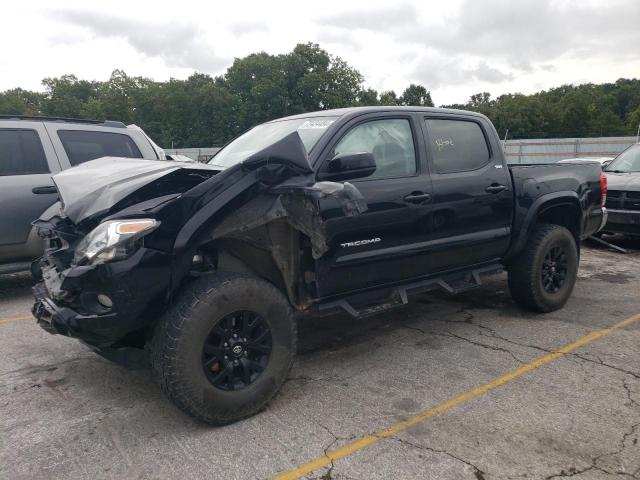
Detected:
[{"left": 31, "top": 107, "right": 607, "bottom": 424}]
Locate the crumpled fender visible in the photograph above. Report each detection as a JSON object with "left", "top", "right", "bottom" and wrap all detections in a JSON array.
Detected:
[
  {"left": 168, "top": 131, "right": 368, "bottom": 290},
  {"left": 210, "top": 180, "right": 366, "bottom": 259}
]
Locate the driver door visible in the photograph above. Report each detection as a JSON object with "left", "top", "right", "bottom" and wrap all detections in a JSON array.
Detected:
[{"left": 314, "top": 113, "right": 434, "bottom": 297}]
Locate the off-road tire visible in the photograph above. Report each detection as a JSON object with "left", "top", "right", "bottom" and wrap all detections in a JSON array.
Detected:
[
  {"left": 150, "top": 273, "right": 297, "bottom": 425},
  {"left": 508, "top": 224, "right": 578, "bottom": 313}
]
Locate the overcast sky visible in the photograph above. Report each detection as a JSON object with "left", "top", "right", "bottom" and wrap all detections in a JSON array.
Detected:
[{"left": 2, "top": 0, "right": 639, "bottom": 105}]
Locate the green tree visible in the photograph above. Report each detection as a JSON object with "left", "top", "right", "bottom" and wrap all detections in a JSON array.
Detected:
[
  {"left": 627, "top": 106, "right": 640, "bottom": 135},
  {"left": 0, "top": 88, "right": 44, "bottom": 115},
  {"left": 378, "top": 91, "right": 399, "bottom": 106},
  {"left": 41, "top": 74, "right": 98, "bottom": 117},
  {"left": 399, "top": 84, "right": 433, "bottom": 106},
  {"left": 357, "top": 88, "right": 380, "bottom": 106},
  {"left": 2, "top": 44, "right": 639, "bottom": 145}
]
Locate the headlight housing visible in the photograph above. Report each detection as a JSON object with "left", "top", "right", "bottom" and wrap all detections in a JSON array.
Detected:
[{"left": 74, "top": 219, "right": 159, "bottom": 265}]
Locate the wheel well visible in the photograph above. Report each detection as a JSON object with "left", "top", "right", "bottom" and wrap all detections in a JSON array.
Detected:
[
  {"left": 197, "top": 221, "right": 316, "bottom": 311},
  {"left": 536, "top": 202, "right": 581, "bottom": 245}
]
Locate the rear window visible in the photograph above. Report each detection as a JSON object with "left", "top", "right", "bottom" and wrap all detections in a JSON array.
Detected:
[
  {"left": 0, "top": 129, "right": 49, "bottom": 176},
  {"left": 58, "top": 130, "right": 143, "bottom": 166},
  {"left": 425, "top": 119, "right": 490, "bottom": 173}
]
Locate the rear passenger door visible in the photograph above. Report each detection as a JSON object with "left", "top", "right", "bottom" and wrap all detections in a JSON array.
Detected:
[
  {"left": 0, "top": 123, "right": 61, "bottom": 259},
  {"left": 43, "top": 124, "right": 154, "bottom": 168},
  {"left": 421, "top": 116, "right": 513, "bottom": 270}
]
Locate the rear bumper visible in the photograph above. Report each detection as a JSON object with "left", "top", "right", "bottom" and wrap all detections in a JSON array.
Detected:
[
  {"left": 584, "top": 206, "right": 607, "bottom": 237},
  {"left": 598, "top": 207, "right": 608, "bottom": 232},
  {"left": 603, "top": 209, "right": 640, "bottom": 236}
]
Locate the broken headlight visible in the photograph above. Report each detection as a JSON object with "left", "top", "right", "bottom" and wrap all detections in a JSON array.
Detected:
[{"left": 74, "top": 219, "right": 159, "bottom": 265}]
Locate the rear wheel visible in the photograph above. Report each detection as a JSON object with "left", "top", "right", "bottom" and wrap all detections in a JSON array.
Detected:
[
  {"left": 150, "top": 273, "right": 297, "bottom": 424},
  {"left": 508, "top": 224, "right": 578, "bottom": 312}
]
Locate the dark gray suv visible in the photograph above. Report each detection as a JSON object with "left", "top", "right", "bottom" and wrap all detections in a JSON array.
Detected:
[{"left": 0, "top": 116, "right": 162, "bottom": 274}]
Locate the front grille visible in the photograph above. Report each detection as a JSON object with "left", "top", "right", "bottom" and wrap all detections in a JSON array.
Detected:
[
  {"left": 606, "top": 190, "right": 623, "bottom": 209},
  {"left": 606, "top": 190, "right": 640, "bottom": 211},
  {"left": 627, "top": 191, "right": 640, "bottom": 211}
]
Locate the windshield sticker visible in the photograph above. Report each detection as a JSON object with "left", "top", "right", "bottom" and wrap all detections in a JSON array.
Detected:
[
  {"left": 435, "top": 137, "right": 454, "bottom": 151},
  {"left": 298, "top": 119, "right": 335, "bottom": 130}
]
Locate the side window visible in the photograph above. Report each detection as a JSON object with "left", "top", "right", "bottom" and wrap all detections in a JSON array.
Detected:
[
  {"left": 0, "top": 129, "right": 49, "bottom": 176},
  {"left": 425, "top": 119, "right": 490, "bottom": 173},
  {"left": 333, "top": 119, "right": 416, "bottom": 179},
  {"left": 58, "top": 130, "right": 143, "bottom": 166}
]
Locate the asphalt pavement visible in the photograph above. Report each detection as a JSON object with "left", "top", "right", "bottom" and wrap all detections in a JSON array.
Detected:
[{"left": 1, "top": 239, "right": 639, "bottom": 480}]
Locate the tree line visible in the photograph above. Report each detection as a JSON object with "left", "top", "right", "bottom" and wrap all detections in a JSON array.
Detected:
[
  {"left": 442, "top": 81, "right": 640, "bottom": 139},
  {"left": 1, "top": 42, "right": 639, "bottom": 147}
]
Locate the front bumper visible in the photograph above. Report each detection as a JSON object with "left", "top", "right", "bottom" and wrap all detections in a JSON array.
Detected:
[
  {"left": 33, "top": 282, "right": 121, "bottom": 343},
  {"left": 603, "top": 208, "right": 640, "bottom": 236},
  {"left": 32, "top": 247, "right": 172, "bottom": 347}
]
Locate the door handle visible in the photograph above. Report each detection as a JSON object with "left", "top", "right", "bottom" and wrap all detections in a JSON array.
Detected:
[
  {"left": 485, "top": 184, "right": 506, "bottom": 194},
  {"left": 404, "top": 192, "right": 431, "bottom": 204},
  {"left": 32, "top": 186, "right": 57, "bottom": 195}
]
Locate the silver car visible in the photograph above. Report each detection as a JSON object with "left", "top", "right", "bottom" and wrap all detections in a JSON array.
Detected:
[{"left": 0, "top": 115, "right": 161, "bottom": 274}]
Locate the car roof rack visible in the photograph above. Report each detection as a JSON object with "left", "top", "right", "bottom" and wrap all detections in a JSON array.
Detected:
[{"left": 0, "top": 115, "right": 126, "bottom": 128}]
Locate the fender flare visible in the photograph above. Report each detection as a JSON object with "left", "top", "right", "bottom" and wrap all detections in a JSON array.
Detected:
[{"left": 506, "top": 191, "right": 581, "bottom": 261}]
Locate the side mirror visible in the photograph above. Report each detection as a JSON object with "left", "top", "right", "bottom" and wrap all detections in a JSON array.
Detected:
[
  {"left": 320, "top": 152, "right": 376, "bottom": 181},
  {"left": 601, "top": 159, "right": 613, "bottom": 169}
]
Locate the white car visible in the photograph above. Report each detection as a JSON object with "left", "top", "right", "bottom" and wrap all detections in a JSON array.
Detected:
[{"left": 559, "top": 156, "right": 614, "bottom": 168}]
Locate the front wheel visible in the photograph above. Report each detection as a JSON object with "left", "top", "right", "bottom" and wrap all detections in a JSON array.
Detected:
[
  {"left": 150, "top": 273, "right": 297, "bottom": 424},
  {"left": 508, "top": 224, "right": 578, "bottom": 312}
]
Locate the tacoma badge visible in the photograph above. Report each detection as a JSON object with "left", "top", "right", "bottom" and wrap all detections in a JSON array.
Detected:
[{"left": 340, "top": 237, "right": 381, "bottom": 248}]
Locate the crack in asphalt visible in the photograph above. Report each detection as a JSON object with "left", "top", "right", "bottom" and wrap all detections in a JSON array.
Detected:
[
  {"left": 401, "top": 320, "right": 526, "bottom": 364},
  {"left": 311, "top": 422, "right": 350, "bottom": 480},
  {"left": 544, "top": 423, "right": 640, "bottom": 480},
  {"left": 389, "top": 437, "right": 487, "bottom": 479},
  {"left": 431, "top": 310, "right": 640, "bottom": 379},
  {"left": 623, "top": 377, "right": 640, "bottom": 409},
  {"left": 570, "top": 353, "right": 640, "bottom": 380}
]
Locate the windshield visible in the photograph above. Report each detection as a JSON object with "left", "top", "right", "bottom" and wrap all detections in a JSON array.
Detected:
[
  {"left": 605, "top": 144, "right": 640, "bottom": 173},
  {"left": 209, "top": 116, "right": 338, "bottom": 168}
]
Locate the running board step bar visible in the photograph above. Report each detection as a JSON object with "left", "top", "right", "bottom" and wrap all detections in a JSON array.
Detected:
[{"left": 317, "top": 264, "right": 503, "bottom": 319}]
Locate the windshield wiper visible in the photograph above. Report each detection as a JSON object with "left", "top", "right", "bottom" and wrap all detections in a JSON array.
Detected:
[{"left": 605, "top": 169, "right": 628, "bottom": 173}]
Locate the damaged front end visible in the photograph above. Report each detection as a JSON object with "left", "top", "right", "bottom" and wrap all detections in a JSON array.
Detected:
[
  {"left": 32, "top": 214, "right": 175, "bottom": 350},
  {"left": 31, "top": 132, "right": 367, "bottom": 354}
]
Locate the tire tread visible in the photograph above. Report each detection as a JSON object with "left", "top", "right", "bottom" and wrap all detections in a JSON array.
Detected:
[
  {"left": 508, "top": 224, "right": 577, "bottom": 313},
  {"left": 149, "top": 273, "right": 296, "bottom": 424}
]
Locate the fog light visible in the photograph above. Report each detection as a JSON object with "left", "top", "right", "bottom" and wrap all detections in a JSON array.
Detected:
[{"left": 97, "top": 294, "right": 113, "bottom": 309}]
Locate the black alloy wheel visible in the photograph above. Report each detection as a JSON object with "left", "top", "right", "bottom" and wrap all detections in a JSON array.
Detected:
[
  {"left": 508, "top": 224, "right": 578, "bottom": 313},
  {"left": 541, "top": 245, "right": 568, "bottom": 293},
  {"left": 202, "top": 310, "right": 272, "bottom": 391}
]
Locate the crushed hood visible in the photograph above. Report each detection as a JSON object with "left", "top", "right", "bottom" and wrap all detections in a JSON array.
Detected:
[
  {"left": 49, "top": 132, "right": 367, "bottom": 259},
  {"left": 52, "top": 157, "right": 221, "bottom": 224}
]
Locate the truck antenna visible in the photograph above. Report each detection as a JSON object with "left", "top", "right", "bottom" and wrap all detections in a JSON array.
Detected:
[
  {"left": 503, "top": 129, "right": 509, "bottom": 149},
  {"left": 636, "top": 123, "right": 639, "bottom": 144}
]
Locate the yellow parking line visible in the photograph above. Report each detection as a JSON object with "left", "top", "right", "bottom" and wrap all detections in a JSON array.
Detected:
[
  {"left": 0, "top": 315, "right": 33, "bottom": 325},
  {"left": 274, "top": 313, "right": 640, "bottom": 480}
]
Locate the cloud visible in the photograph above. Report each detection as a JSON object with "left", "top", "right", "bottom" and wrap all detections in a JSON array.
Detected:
[
  {"left": 229, "top": 21, "right": 268, "bottom": 36},
  {"left": 318, "top": 3, "right": 420, "bottom": 31},
  {"left": 50, "top": 10, "right": 229, "bottom": 73},
  {"left": 411, "top": 58, "right": 514, "bottom": 89},
  {"left": 315, "top": 28, "right": 362, "bottom": 49},
  {"left": 471, "top": 62, "right": 514, "bottom": 83},
  {"left": 318, "top": 0, "right": 640, "bottom": 70}
]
